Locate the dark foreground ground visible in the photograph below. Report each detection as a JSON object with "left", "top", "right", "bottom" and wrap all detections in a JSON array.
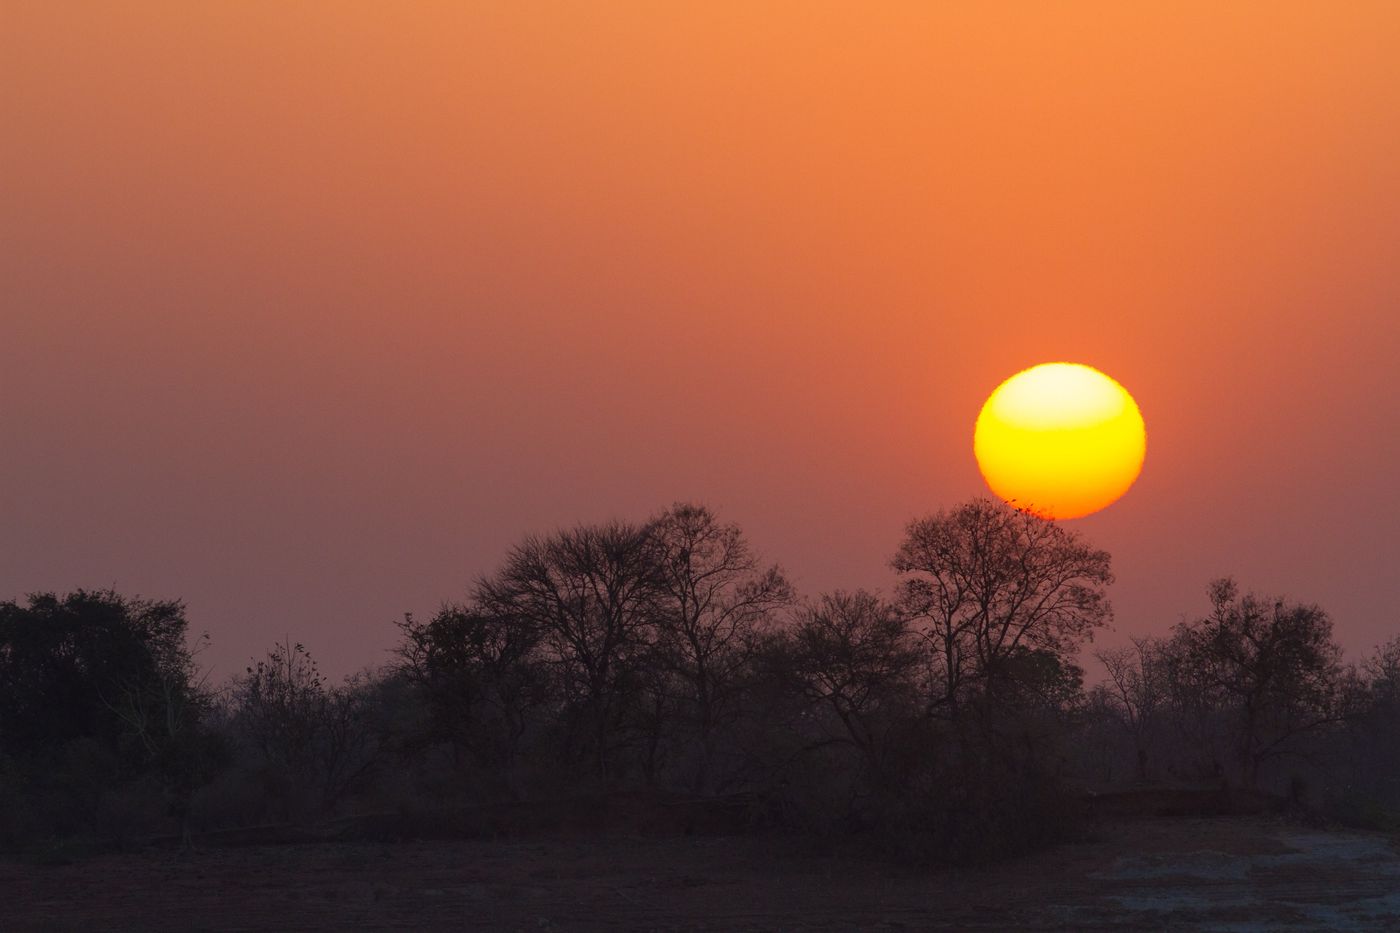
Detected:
[{"left": 5, "top": 815, "right": 1400, "bottom": 931}]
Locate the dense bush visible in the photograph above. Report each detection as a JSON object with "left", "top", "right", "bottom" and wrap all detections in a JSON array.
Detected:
[{"left": 0, "top": 590, "right": 224, "bottom": 849}]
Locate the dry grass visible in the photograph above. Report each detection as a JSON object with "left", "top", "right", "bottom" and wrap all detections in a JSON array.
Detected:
[{"left": 4, "top": 812, "right": 1400, "bottom": 931}]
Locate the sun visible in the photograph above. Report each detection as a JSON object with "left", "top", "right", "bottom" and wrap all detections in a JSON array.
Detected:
[{"left": 974, "top": 363, "right": 1145, "bottom": 520}]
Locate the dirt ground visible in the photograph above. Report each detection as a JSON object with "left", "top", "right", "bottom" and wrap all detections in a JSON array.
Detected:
[{"left": 4, "top": 816, "right": 1399, "bottom": 931}]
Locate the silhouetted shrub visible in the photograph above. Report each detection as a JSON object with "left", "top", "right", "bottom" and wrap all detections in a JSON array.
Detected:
[{"left": 225, "top": 639, "right": 382, "bottom": 822}]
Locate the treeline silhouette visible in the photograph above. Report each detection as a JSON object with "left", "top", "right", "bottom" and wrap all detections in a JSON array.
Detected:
[{"left": 2, "top": 499, "right": 1396, "bottom": 863}]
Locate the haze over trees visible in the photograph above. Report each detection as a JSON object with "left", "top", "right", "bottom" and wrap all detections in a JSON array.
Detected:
[
  {"left": 1092, "top": 579, "right": 1353, "bottom": 793},
  {"left": 2, "top": 499, "right": 1397, "bottom": 862}
]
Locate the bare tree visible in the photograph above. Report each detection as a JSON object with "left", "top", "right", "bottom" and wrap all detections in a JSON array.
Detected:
[
  {"left": 475, "top": 521, "right": 661, "bottom": 780},
  {"left": 780, "top": 590, "right": 921, "bottom": 781},
  {"left": 648, "top": 503, "right": 792, "bottom": 792},
  {"left": 1095, "top": 638, "right": 1168, "bottom": 781},
  {"left": 892, "top": 499, "right": 1113, "bottom": 721},
  {"left": 1168, "top": 579, "right": 1346, "bottom": 788}
]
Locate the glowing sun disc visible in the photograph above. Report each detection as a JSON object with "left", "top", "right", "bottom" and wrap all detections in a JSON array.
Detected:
[{"left": 974, "top": 363, "right": 1145, "bottom": 519}]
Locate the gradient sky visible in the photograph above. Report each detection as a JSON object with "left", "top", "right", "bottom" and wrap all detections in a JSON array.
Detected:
[{"left": 4, "top": 2, "right": 1399, "bottom": 679}]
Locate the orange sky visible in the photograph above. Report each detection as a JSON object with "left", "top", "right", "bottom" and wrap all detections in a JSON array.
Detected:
[{"left": 4, "top": 2, "right": 1399, "bottom": 677}]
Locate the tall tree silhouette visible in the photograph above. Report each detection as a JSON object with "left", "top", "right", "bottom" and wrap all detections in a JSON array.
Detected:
[
  {"left": 1168, "top": 578, "right": 1346, "bottom": 788},
  {"left": 648, "top": 503, "right": 792, "bottom": 792},
  {"left": 892, "top": 499, "right": 1113, "bottom": 720},
  {"left": 475, "top": 521, "right": 661, "bottom": 780}
]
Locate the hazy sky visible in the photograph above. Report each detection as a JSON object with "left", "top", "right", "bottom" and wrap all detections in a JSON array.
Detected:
[{"left": 4, "top": 3, "right": 1399, "bottom": 679}]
